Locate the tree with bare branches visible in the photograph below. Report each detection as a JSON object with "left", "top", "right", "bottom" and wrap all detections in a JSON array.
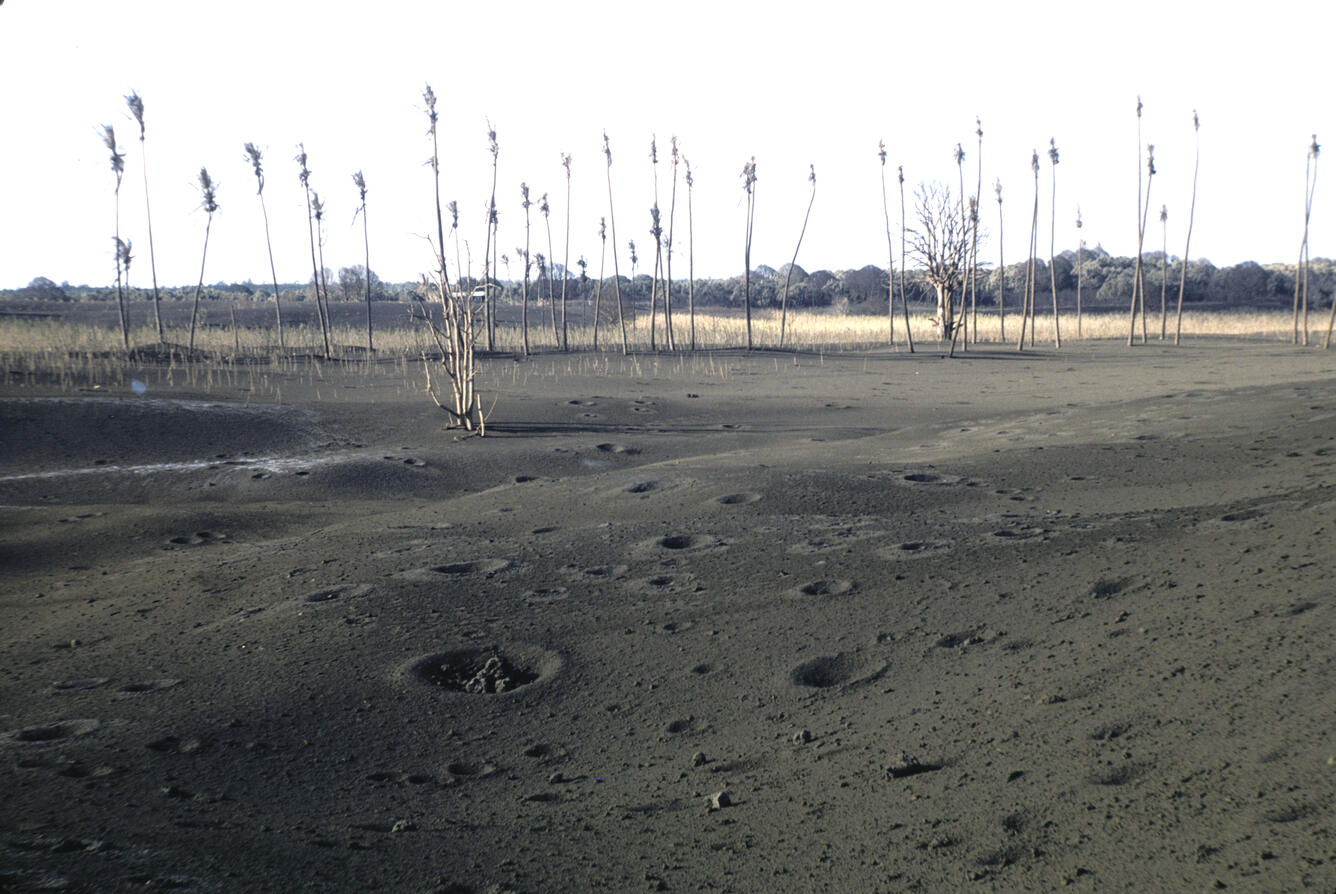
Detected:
[{"left": 909, "top": 182, "right": 968, "bottom": 343}]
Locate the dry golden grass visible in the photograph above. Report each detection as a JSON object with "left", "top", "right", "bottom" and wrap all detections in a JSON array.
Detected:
[{"left": 0, "top": 306, "right": 1328, "bottom": 366}]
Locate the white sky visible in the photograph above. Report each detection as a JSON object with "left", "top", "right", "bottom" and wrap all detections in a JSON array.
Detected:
[{"left": 1, "top": 0, "right": 1331, "bottom": 290}]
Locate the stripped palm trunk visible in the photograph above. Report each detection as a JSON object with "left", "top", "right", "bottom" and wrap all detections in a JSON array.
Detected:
[
  {"left": 779, "top": 165, "right": 816, "bottom": 348},
  {"left": 102, "top": 125, "right": 129, "bottom": 351},
  {"left": 897, "top": 166, "right": 915, "bottom": 352},
  {"left": 561, "top": 154, "right": 572, "bottom": 350},
  {"left": 126, "top": 93, "right": 164, "bottom": 341},
  {"left": 685, "top": 156, "right": 697, "bottom": 351},
  {"left": 244, "top": 143, "right": 285, "bottom": 349},
  {"left": 878, "top": 141, "right": 896, "bottom": 346},
  {"left": 1174, "top": 113, "right": 1201, "bottom": 346},
  {"left": 741, "top": 157, "right": 757, "bottom": 351},
  {"left": 1048, "top": 138, "right": 1061, "bottom": 348},
  {"left": 603, "top": 133, "right": 629, "bottom": 354},
  {"left": 996, "top": 180, "right": 1006, "bottom": 342},
  {"left": 188, "top": 168, "right": 218, "bottom": 356}
]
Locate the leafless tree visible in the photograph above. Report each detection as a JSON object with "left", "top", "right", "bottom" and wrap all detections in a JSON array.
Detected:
[{"left": 908, "top": 181, "right": 968, "bottom": 343}]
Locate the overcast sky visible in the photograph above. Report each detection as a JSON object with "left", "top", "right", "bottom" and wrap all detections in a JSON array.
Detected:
[{"left": 1, "top": 1, "right": 1331, "bottom": 290}]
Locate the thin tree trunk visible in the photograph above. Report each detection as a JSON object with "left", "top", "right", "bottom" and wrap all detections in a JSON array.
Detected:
[
  {"left": 256, "top": 191, "right": 284, "bottom": 350},
  {"left": 1019, "top": 153, "right": 1039, "bottom": 351},
  {"left": 897, "top": 167, "right": 915, "bottom": 353},
  {"left": 1129, "top": 149, "right": 1155, "bottom": 347},
  {"left": 543, "top": 200, "right": 558, "bottom": 347},
  {"left": 593, "top": 223, "right": 606, "bottom": 350},
  {"left": 1048, "top": 142, "right": 1061, "bottom": 348},
  {"left": 686, "top": 158, "right": 696, "bottom": 351},
  {"left": 1131, "top": 97, "right": 1144, "bottom": 346},
  {"left": 137, "top": 142, "right": 163, "bottom": 341},
  {"left": 301, "top": 185, "right": 330, "bottom": 357},
  {"left": 742, "top": 158, "right": 756, "bottom": 351},
  {"left": 561, "top": 156, "right": 572, "bottom": 351},
  {"left": 113, "top": 187, "right": 129, "bottom": 352},
  {"left": 649, "top": 207, "right": 661, "bottom": 351},
  {"left": 780, "top": 166, "right": 816, "bottom": 348},
  {"left": 996, "top": 182, "right": 1006, "bottom": 342},
  {"left": 188, "top": 214, "right": 213, "bottom": 355},
  {"left": 1159, "top": 208, "right": 1167, "bottom": 340},
  {"left": 521, "top": 185, "right": 531, "bottom": 356},
  {"left": 955, "top": 146, "right": 968, "bottom": 351},
  {"left": 362, "top": 197, "right": 373, "bottom": 353},
  {"left": 1076, "top": 240, "right": 1083, "bottom": 338},
  {"left": 666, "top": 141, "right": 679, "bottom": 351},
  {"left": 879, "top": 146, "right": 895, "bottom": 347},
  {"left": 604, "top": 135, "right": 629, "bottom": 355},
  {"left": 972, "top": 120, "right": 983, "bottom": 343}
]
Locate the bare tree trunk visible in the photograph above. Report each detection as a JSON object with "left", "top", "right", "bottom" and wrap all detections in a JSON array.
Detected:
[
  {"left": 1075, "top": 206, "right": 1083, "bottom": 338},
  {"left": 521, "top": 184, "right": 532, "bottom": 356},
  {"left": 1175, "top": 112, "right": 1207, "bottom": 347},
  {"left": 541, "top": 196, "right": 558, "bottom": 347},
  {"left": 1129, "top": 146, "right": 1155, "bottom": 346},
  {"left": 879, "top": 143, "right": 895, "bottom": 347},
  {"left": 1294, "top": 136, "right": 1319, "bottom": 346},
  {"left": 137, "top": 140, "right": 163, "bottom": 341},
  {"left": 485, "top": 124, "right": 500, "bottom": 352},
  {"left": 780, "top": 165, "right": 816, "bottom": 348},
  {"left": 898, "top": 167, "right": 915, "bottom": 352},
  {"left": 188, "top": 214, "right": 213, "bottom": 355},
  {"left": 1130, "top": 97, "right": 1144, "bottom": 347},
  {"left": 561, "top": 155, "right": 572, "bottom": 351},
  {"left": 742, "top": 157, "right": 756, "bottom": 351},
  {"left": 996, "top": 180, "right": 1005, "bottom": 343},
  {"left": 1159, "top": 206, "right": 1168, "bottom": 340},
  {"left": 649, "top": 206, "right": 662, "bottom": 351},
  {"left": 666, "top": 138, "right": 679, "bottom": 352},
  {"left": 685, "top": 156, "right": 696, "bottom": 351},
  {"left": 593, "top": 220, "right": 606, "bottom": 351},
  {"left": 603, "top": 134, "right": 629, "bottom": 355},
  {"left": 258, "top": 193, "right": 284, "bottom": 350},
  {"left": 971, "top": 119, "right": 983, "bottom": 343},
  {"left": 1019, "top": 151, "right": 1039, "bottom": 351},
  {"left": 954, "top": 144, "right": 968, "bottom": 351},
  {"left": 1048, "top": 140, "right": 1061, "bottom": 348}
]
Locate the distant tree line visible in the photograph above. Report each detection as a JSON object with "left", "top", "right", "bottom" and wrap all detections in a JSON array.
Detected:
[{"left": 6, "top": 252, "right": 1331, "bottom": 312}]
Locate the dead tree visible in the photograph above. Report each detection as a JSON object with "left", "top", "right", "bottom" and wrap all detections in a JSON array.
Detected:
[{"left": 908, "top": 181, "right": 969, "bottom": 344}]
